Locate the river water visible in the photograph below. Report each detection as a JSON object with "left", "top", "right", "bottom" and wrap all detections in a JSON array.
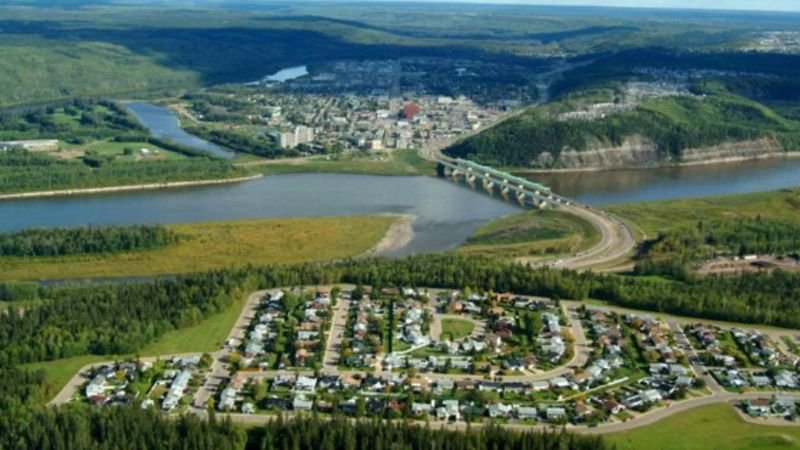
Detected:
[
  {"left": 529, "top": 158, "right": 800, "bottom": 205},
  {"left": 0, "top": 174, "right": 518, "bottom": 256},
  {"left": 3, "top": 101, "right": 800, "bottom": 257},
  {"left": 126, "top": 102, "right": 236, "bottom": 159}
]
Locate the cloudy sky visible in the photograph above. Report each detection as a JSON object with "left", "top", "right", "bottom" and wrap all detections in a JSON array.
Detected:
[{"left": 405, "top": 0, "right": 800, "bottom": 12}]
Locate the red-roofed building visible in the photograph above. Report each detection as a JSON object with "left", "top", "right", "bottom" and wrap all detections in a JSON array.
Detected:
[{"left": 403, "top": 102, "right": 421, "bottom": 120}]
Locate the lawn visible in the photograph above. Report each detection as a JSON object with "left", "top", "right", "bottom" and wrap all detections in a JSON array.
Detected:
[
  {"left": 24, "top": 354, "right": 109, "bottom": 400},
  {"left": 0, "top": 216, "right": 395, "bottom": 280},
  {"left": 24, "top": 288, "right": 253, "bottom": 394},
  {"left": 441, "top": 318, "right": 475, "bottom": 340},
  {"left": 606, "top": 403, "right": 800, "bottom": 450},
  {"left": 459, "top": 209, "right": 600, "bottom": 258},
  {"left": 258, "top": 150, "right": 437, "bottom": 176},
  {"left": 82, "top": 140, "right": 187, "bottom": 162},
  {"left": 607, "top": 188, "right": 800, "bottom": 238}
]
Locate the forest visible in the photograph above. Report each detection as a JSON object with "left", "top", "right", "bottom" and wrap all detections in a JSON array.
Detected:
[
  {"left": 443, "top": 93, "right": 790, "bottom": 168},
  {"left": 0, "top": 399, "right": 610, "bottom": 450},
  {"left": 0, "top": 148, "right": 246, "bottom": 195},
  {"left": 5, "top": 253, "right": 800, "bottom": 369},
  {"left": 0, "top": 225, "right": 180, "bottom": 257},
  {"left": 638, "top": 217, "right": 800, "bottom": 261}
]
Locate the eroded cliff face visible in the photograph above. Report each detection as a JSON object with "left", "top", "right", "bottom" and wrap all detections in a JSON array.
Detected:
[{"left": 536, "top": 136, "right": 786, "bottom": 170}]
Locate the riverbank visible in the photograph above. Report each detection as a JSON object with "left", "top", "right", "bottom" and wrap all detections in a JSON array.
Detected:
[
  {"left": 0, "top": 216, "right": 394, "bottom": 281},
  {"left": 508, "top": 150, "right": 800, "bottom": 175},
  {"left": 361, "top": 214, "right": 415, "bottom": 256},
  {"left": 0, "top": 174, "right": 263, "bottom": 201}
]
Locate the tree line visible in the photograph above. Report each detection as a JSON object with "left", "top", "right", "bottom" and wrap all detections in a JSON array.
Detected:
[
  {"left": 0, "top": 148, "right": 246, "bottom": 195},
  {"left": 639, "top": 216, "right": 800, "bottom": 261},
  {"left": 6, "top": 253, "right": 800, "bottom": 369},
  {"left": 0, "top": 225, "right": 180, "bottom": 257}
]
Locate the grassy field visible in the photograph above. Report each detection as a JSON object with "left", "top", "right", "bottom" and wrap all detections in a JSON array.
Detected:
[
  {"left": 441, "top": 318, "right": 476, "bottom": 340},
  {"left": 0, "top": 216, "right": 395, "bottom": 281},
  {"left": 57, "top": 140, "right": 186, "bottom": 162},
  {"left": 24, "top": 287, "right": 253, "bottom": 394},
  {"left": 607, "top": 403, "right": 800, "bottom": 450},
  {"left": 257, "top": 150, "right": 437, "bottom": 176},
  {"left": 459, "top": 209, "right": 601, "bottom": 258},
  {"left": 607, "top": 188, "right": 800, "bottom": 238}
]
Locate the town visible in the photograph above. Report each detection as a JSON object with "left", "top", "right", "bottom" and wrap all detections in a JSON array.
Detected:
[
  {"left": 63, "top": 284, "right": 800, "bottom": 430},
  {"left": 175, "top": 57, "right": 541, "bottom": 154}
]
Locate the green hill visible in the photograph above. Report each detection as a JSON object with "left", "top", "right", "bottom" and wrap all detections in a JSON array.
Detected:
[{"left": 444, "top": 91, "right": 800, "bottom": 169}]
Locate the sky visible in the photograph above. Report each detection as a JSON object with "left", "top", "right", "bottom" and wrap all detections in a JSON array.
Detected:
[{"left": 388, "top": 0, "right": 800, "bottom": 12}]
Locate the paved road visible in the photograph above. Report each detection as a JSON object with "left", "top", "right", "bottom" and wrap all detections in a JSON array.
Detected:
[
  {"left": 203, "top": 391, "right": 800, "bottom": 435},
  {"left": 322, "top": 298, "right": 350, "bottom": 372},
  {"left": 49, "top": 352, "right": 203, "bottom": 406},
  {"left": 51, "top": 285, "right": 800, "bottom": 435}
]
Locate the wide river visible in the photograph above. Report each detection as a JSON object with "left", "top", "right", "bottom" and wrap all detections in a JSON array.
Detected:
[{"left": 3, "top": 102, "right": 800, "bottom": 256}]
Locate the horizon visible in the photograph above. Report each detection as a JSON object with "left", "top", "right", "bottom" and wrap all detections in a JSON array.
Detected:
[{"left": 338, "top": 0, "right": 800, "bottom": 13}]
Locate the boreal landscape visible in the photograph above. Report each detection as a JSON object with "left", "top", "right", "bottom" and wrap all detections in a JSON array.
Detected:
[{"left": 3, "top": 1, "right": 800, "bottom": 450}]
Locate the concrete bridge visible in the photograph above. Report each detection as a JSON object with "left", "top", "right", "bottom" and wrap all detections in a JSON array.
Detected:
[{"left": 437, "top": 157, "right": 572, "bottom": 209}]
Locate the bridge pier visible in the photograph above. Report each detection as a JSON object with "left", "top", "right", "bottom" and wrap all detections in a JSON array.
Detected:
[
  {"left": 437, "top": 158, "right": 570, "bottom": 210},
  {"left": 482, "top": 178, "right": 494, "bottom": 194}
]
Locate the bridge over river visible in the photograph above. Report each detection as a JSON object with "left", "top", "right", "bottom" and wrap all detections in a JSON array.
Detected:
[
  {"left": 438, "top": 157, "right": 575, "bottom": 210},
  {"left": 437, "top": 156, "right": 637, "bottom": 271}
]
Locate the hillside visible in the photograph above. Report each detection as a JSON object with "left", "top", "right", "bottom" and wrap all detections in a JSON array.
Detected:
[{"left": 444, "top": 91, "right": 800, "bottom": 170}]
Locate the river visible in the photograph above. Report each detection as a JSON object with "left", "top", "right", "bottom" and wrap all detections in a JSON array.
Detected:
[
  {"left": 0, "top": 174, "right": 519, "bottom": 257},
  {"left": 126, "top": 102, "right": 236, "bottom": 159},
  {"left": 4, "top": 101, "right": 800, "bottom": 257},
  {"left": 529, "top": 158, "right": 800, "bottom": 205}
]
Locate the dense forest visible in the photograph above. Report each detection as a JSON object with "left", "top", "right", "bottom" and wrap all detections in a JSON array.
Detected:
[
  {"left": 0, "top": 149, "right": 246, "bottom": 195},
  {"left": 5, "top": 253, "right": 800, "bottom": 368},
  {"left": 0, "top": 403, "right": 246, "bottom": 450},
  {"left": 0, "top": 225, "right": 180, "bottom": 257},
  {"left": 638, "top": 217, "right": 800, "bottom": 261},
  {"left": 247, "top": 416, "right": 609, "bottom": 450}
]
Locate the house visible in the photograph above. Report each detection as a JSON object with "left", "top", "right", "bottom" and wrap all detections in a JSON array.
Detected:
[
  {"left": 85, "top": 374, "right": 107, "bottom": 398},
  {"left": 218, "top": 387, "right": 238, "bottom": 411},
  {"left": 549, "top": 377, "right": 570, "bottom": 389},
  {"left": 773, "top": 394, "right": 797, "bottom": 415},
  {"left": 752, "top": 375, "right": 771, "bottom": 388},
  {"left": 531, "top": 381, "right": 549, "bottom": 392},
  {"left": 602, "top": 399, "right": 624, "bottom": 415},
  {"left": 641, "top": 389, "right": 662, "bottom": 404},
  {"left": 162, "top": 370, "right": 192, "bottom": 411},
  {"left": 412, "top": 402, "right": 432, "bottom": 416},
  {"left": 478, "top": 381, "right": 502, "bottom": 392},
  {"left": 516, "top": 406, "right": 539, "bottom": 420},
  {"left": 624, "top": 395, "right": 644, "bottom": 409},
  {"left": 747, "top": 398, "right": 772, "bottom": 416},
  {"left": 318, "top": 375, "right": 341, "bottom": 391},
  {"left": 295, "top": 376, "right": 317, "bottom": 392},
  {"left": 775, "top": 370, "right": 798, "bottom": 389},
  {"left": 487, "top": 403, "right": 513, "bottom": 418},
  {"left": 546, "top": 407, "right": 567, "bottom": 421},
  {"left": 436, "top": 399, "right": 460, "bottom": 420},
  {"left": 292, "top": 395, "right": 314, "bottom": 411}
]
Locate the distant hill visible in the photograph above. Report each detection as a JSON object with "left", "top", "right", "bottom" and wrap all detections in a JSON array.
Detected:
[{"left": 444, "top": 89, "right": 800, "bottom": 170}]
